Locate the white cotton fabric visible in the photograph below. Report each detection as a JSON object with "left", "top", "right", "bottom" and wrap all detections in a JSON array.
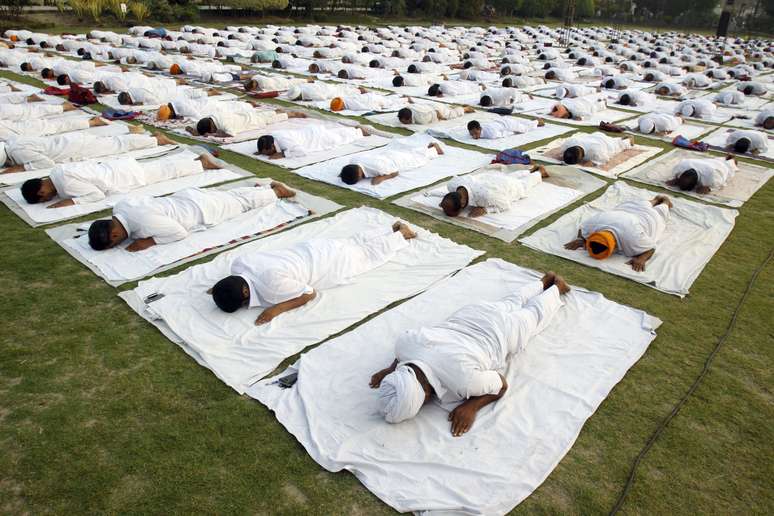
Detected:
[
  {"left": 249, "top": 259, "right": 661, "bottom": 515},
  {"left": 427, "top": 115, "right": 573, "bottom": 150},
  {"left": 560, "top": 132, "right": 633, "bottom": 166},
  {"left": 580, "top": 198, "right": 670, "bottom": 257},
  {"left": 293, "top": 134, "right": 493, "bottom": 199},
  {"left": 0, "top": 102, "right": 63, "bottom": 122},
  {"left": 120, "top": 207, "right": 483, "bottom": 392},
  {"left": 378, "top": 365, "right": 426, "bottom": 423},
  {"left": 672, "top": 157, "right": 738, "bottom": 190},
  {"left": 520, "top": 181, "right": 738, "bottom": 296},
  {"left": 447, "top": 170, "right": 543, "bottom": 213}
]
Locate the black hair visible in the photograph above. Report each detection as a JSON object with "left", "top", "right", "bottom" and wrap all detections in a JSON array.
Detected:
[
  {"left": 501, "top": 66, "right": 511, "bottom": 76},
  {"left": 479, "top": 95, "right": 492, "bottom": 107},
  {"left": 407, "top": 64, "right": 418, "bottom": 73},
  {"left": 20, "top": 62, "right": 31, "bottom": 72},
  {"left": 257, "top": 135, "right": 275, "bottom": 153},
  {"left": 545, "top": 70, "right": 556, "bottom": 80},
  {"left": 733, "top": 137, "right": 751, "bottom": 154},
  {"left": 577, "top": 57, "right": 587, "bottom": 65},
  {"left": 397, "top": 107, "right": 412, "bottom": 124},
  {"left": 271, "top": 59, "right": 282, "bottom": 69},
  {"left": 502, "top": 77, "right": 514, "bottom": 87},
  {"left": 543, "top": 62, "right": 551, "bottom": 70},
  {"left": 20, "top": 179, "right": 44, "bottom": 204},
  {"left": 589, "top": 241, "right": 608, "bottom": 255},
  {"left": 562, "top": 146, "right": 583, "bottom": 165},
  {"left": 244, "top": 78, "right": 258, "bottom": 91},
  {"left": 82, "top": 52, "right": 92, "bottom": 60},
  {"left": 619, "top": 93, "right": 631, "bottom": 105},
  {"left": 337, "top": 69, "right": 349, "bottom": 79},
  {"left": 427, "top": 84, "right": 441, "bottom": 96},
  {"left": 41, "top": 67, "right": 52, "bottom": 78},
  {"left": 196, "top": 117, "right": 216, "bottom": 136},
  {"left": 463, "top": 61, "right": 473, "bottom": 69},
  {"left": 440, "top": 192, "right": 462, "bottom": 217},
  {"left": 339, "top": 164, "right": 362, "bottom": 185},
  {"left": 644, "top": 72, "right": 655, "bottom": 82},
  {"left": 369, "top": 59, "right": 380, "bottom": 68},
  {"left": 467, "top": 120, "right": 481, "bottom": 132},
  {"left": 763, "top": 116, "right": 774, "bottom": 130},
  {"left": 56, "top": 74, "right": 69, "bottom": 86},
  {"left": 94, "top": 81, "right": 107, "bottom": 94},
  {"left": 117, "top": 92, "right": 132, "bottom": 105},
  {"left": 677, "top": 169, "right": 699, "bottom": 191},
  {"left": 211, "top": 276, "right": 248, "bottom": 313},
  {"left": 742, "top": 85, "right": 753, "bottom": 95},
  {"left": 604, "top": 78, "right": 615, "bottom": 89},
  {"left": 392, "top": 76, "right": 404, "bottom": 87},
  {"left": 87, "top": 220, "right": 113, "bottom": 251}
]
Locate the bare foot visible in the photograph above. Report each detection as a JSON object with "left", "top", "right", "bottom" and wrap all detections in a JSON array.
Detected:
[
  {"left": 532, "top": 164, "right": 550, "bottom": 178},
  {"left": 360, "top": 126, "right": 373, "bottom": 136},
  {"left": 553, "top": 275, "right": 571, "bottom": 295},
  {"left": 89, "top": 116, "right": 107, "bottom": 127},
  {"left": 536, "top": 118, "right": 545, "bottom": 127},
  {"left": 61, "top": 101, "right": 76, "bottom": 111},
  {"left": 393, "top": 221, "right": 417, "bottom": 240},
  {"left": 196, "top": 153, "right": 220, "bottom": 170},
  {"left": 27, "top": 94, "right": 44, "bottom": 102},
  {"left": 128, "top": 124, "right": 145, "bottom": 134},
  {"left": 541, "top": 271, "right": 557, "bottom": 290},
  {"left": 463, "top": 106, "right": 475, "bottom": 113},
  {"left": 287, "top": 111, "right": 307, "bottom": 118},
  {"left": 153, "top": 131, "right": 176, "bottom": 146},
  {"left": 430, "top": 142, "right": 444, "bottom": 155},
  {"left": 270, "top": 181, "right": 296, "bottom": 198}
]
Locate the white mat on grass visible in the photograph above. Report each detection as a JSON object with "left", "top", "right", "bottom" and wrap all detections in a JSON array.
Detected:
[
  {"left": 1, "top": 149, "right": 248, "bottom": 226},
  {"left": 621, "top": 148, "right": 774, "bottom": 207},
  {"left": 394, "top": 164, "right": 607, "bottom": 242},
  {"left": 540, "top": 107, "right": 636, "bottom": 126},
  {"left": 48, "top": 179, "right": 342, "bottom": 286},
  {"left": 427, "top": 114, "right": 574, "bottom": 150},
  {"left": 723, "top": 112, "right": 773, "bottom": 133},
  {"left": 530, "top": 137, "right": 664, "bottom": 178},
  {"left": 520, "top": 181, "right": 737, "bottom": 296},
  {"left": 249, "top": 258, "right": 661, "bottom": 515},
  {"left": 625, "top": 118, "right": 715, "bottom": 143},
  {"left": 222, "top": 119, "right": 392, "bottom": 169},
  {"left": 293, "top": 134, "right": 493, "bottom": 199},
  {"left": 364, "top": 100, "right": 481, "bottom": 132},
  {"left": 305, "top": 94, "right": 410, "bottom": 116},
  {"left": 119, "top": 207, "right": 483, "bottom": 393},
  {"left": 700, "top": 126, "right": 774, "bottom": 162},
  {"left": 100, "top": 90, "right": 239, "bottom": 112}
]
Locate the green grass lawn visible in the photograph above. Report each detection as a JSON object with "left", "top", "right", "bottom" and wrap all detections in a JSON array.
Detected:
[{"left": 0, "top": 59, "right": 772, "bottom": 515}]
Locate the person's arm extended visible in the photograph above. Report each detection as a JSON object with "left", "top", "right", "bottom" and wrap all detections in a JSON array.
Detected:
[
  {"left": 255, "top": 290, "right": 316, "bottom": 325},
  {"left": 448, "top": 374, "right": 508, "bottom": 437},
  {"left": 46, "top": 198, "right": 75, "bottom": 209},
  {"left": 564, "top": 229, "right": 586, "bottom": 250},
  {"left": 627, "top": 248, "right": 655, "bottom": 272},
  {"left": 126, "top": 237, "right": 157, "bottom": 252},
  {"left": 1, "top": 164, "right": 26, "bottom": 174},
  {"left": 371, "top": 171, "right": 398, "bottom": 185},
  {"left": 369, "top": 359, "right": 399, "bottom": 388},
  {"left": 468, "top": 206, "right": 488, "bottom": 218}
]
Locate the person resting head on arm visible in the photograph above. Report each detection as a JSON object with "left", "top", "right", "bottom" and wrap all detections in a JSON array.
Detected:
[{"left": 665, "top": 156, "right": 737, "bottom": 194}]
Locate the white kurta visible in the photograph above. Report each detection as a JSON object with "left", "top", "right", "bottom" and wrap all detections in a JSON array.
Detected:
[
  {"left": 407, "top": 103, "right": 465, "bottom": 124},
  {"left": 448, "top": 170, "right": 542, "bottom": 212},
  {"left": 394, "top": 281, "right": 563, "bottom": 406},
  {"left": 676, "top": 99, "right": 716, "bottom": 118},
  {"left": 340, "top": 93, "right": 395, "bottom": 112},
  {"left": 438, "top": 81, "right": 480, "bottom": 96},
  {"left": 478, "top": 118, "right": 538, "bottom": 139},
  {"left": 560, "top": 132, "right": 632, "bottom": 165},
  {"left": 0, "top": 116, "right": 90, "bottom": 140},
  {"left": 290, "top": 82, "right": 360, "bottom": 101},
  {"left": 0, "top": 103, "right": 63, "bottom": 122},
  {"left": 113, "top": 186, "right": 277, "bottom": 244},
  {"left": 349, "top": 136, "right": 440, "bottom": 177},
  {"left": 555, "top": 84, "right": 596, "bottom": 99},
  {"left": 673, "top": 158, "right": 737, "bottom": 189},
  {"left": 726, "top": 130, "right": 768, "bottom": 153},
  {"left": 637, "top": 113, "right": 682, "bottom": 134},
  {"left": 558, "top": 94, "right": 607, "bottom": 120},
  {"left": 713, "top": 91, "right": 746, "bottom": 105},
  {"left": 581, "top": 199, "right": 670, "bottom": 257},
  {"left": 655, "top": 82, "right": 686, "bottom": 96},
  {"left": 232, "top": 227, "right": 409, "bottom": 307},
  {"left": 211, "top": 104, "right": 287, "bottom": 136},
  {"left": 480, "top": 87, "right": 522, "bottom": 107},
  {"left": 272, "top": 126, "right": 363, "bottom": 159},
  {"left": 617, "top": 90, "right": 656, "bottom": 106},
  {"left": 7, "top": 132, "right": 156, "bottom": 171},
  {"left": 755, "top": 109, "right": 774, "bottom": 126}
]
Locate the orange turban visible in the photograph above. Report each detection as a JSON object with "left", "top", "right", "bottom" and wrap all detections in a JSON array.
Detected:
[
  {"left": 586, "top": 231, "right": 616, "bottom": 260},
  {"left": 10, "top": 35, "right": 18, "bottom": 42},
  {"left": 157, "top": 104, "right": 173, "bottom": 121},
  {"left": 170, "top": 63, "right": 182, "bottom": 75},
  {"left": 330, "top": 97, "right": 345, "bottom": 111}
]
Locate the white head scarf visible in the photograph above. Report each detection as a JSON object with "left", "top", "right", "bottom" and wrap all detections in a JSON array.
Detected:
[
  {"left": 638, "top": 117, "right": 656, "bottom": 134},
  {"left": 378, "top": 364, "right": 425, "bottom": 424},
  {"left": 286, "top": 84, "right": 302, "bottom": 100},
  {"left": 555, "top": 85, "right": 567, "bottom": 99},
  {"left": 680, "top": 103, "right": 695, "bottom": 116},
  {"left": 0, "top": 142, "right": 6, "bottom": 167}
]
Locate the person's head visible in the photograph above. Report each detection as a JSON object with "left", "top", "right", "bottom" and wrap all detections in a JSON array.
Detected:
[
  {"left": 407, "top": 64, "right": 418, "bottom": 73},
  {"left": 339, "top": 164, "right": 364, "bottom": 185},
  {"left": 369, "top": 59, "right": 380, "bottom": 68},
  {"left": 619, "top": 93, "right": 632, "bottom": 105},
  {"left": 680, "top": 104, "right": 696, "bottom": 117},
  {"left": 500, "top": 65, "right": 511, "bottom": 76},
  {"left": 257, "top": 135, "right": 276, "bottom": 155},
  {"left": 677, "top": 169, "right": 699, "bottom": 191},
  {"left": 169, "top": 63, "right": 183, "bottom": 75},
  {"left": 377, "top": 364, "right": 431, "bottom": 423},
  {"left": 763, "top": 116, "right": 774, "bottom": 130},
  {"left": 307, "top": 63, "right": 320, "bottom": 73},
  {"left": 577, "top": 57, "right": 587, "bottom": 66},
  {"left": 639, "top": 117, "right": 656, "bottom": 134},
  {"left": 545, "top": 70, "right": 557, "bottom": 80},
  {"left": 211, "top": 275, "right": 249, "bottom": 313},
  {"left": 41, "top": 67, "right": 54, "bottom": 79},
  {"left": 157, "top": 103, "right": 174, "bottom": 120},
  {"left": 20, "top": 178, "right": 57, "bottom": 204},
  {"left": 644, "top": 72, "right": 656, "bottom": 82},
  {"left": 392, "top": 75, "right": 405, "bottom": 87},
  {"left": 125, "top": 56, "right": 138, "bottom": 65},
  {"left": 562, "top": 145, "right": 584, "bottom": 164},
  {"left": 603, "top": 78, "right": 615, "bottom": 89},
  {"left": 467, "top": 120, "right": 482, "bottom": 139},
  {"left": 440, "top": 191, "right": 463, "bottom": 216},
  {"left": 655, "top": 85, "right": 669, "bottom": 95},
  {"left": 271, "top": 59, "right": 282, "bottom": 69},
  {"left": 551, "top": 103, "right": 570, "bottom": 118},
  {"left": 427, "top": 83, "right": 441, "bottom": 97},
  {"left": 742, "top": 85, "right": 754, "bottom": 95},
  {"left": 479, "top": 94, "right": 492, "bottom": 107},
  {"left": 397, "top": 107, "right": 412, "bottom": 125},
  {"left": 733, "top": 137, "right": 751, "bottom": 153},
  {"left": 20, "top": 62, "right": 32, "bottom": 72},
  {"left": 117, "top": 92, "right": 133, "bottom": 105},
  {"left": 463, "top": 61, "right": 473, "bottom": 69},
  {"left": 87, "top": 218, "right": 127, "bottom": 250},
  {"left": 82, "top": 52, "right": 92, "bottom": 61},
  {"left": 196, "top": 117, "right": 216, "bottom": 136},
  {"left": 243, "top": 78, "right": 259, "bottom": 91},
  {"left": 56, "top": 74, "right": 70, "bottom": 86},
  {"left": 56, "top": 43, "right": 66, "bottom": 52},
  {"left": 337, "top": 69, "right": 349, "bottom": 79},
  {"left": 93, "top": 81, "right": 109, "bottom": 94},
  {"left": 543, "top": 62, "right": 552, "bottom": 70},
  {"left": 502, "top": 77, "right": 514, "bottom": 87},
  {"left": 586, "top": 230, "right": 616, "bottom": 260},
  {"left": 330, "top": 97, "right": 345, "bottom": 112}
]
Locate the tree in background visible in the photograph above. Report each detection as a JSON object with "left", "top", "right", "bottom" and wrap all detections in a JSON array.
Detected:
[
  {"left": 575, "top": 0, "right": 594, "bottom": 17},
  {"left": 490, "top": 0, "right": 521, "bottom": 16},
  {"left": 519, "top": 0, "right": 556, "bottom": 17}
]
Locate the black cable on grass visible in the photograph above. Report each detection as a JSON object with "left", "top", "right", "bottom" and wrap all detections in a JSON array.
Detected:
[{"left": 609, "top": 247, "right": 774, "bottom": 515}]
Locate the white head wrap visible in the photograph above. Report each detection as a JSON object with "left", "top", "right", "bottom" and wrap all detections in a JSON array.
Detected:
[
  {"left": 378, "top": 364, "right": 425, "bottom": 424},
  {"left": 680, "top": 103, "right": 695, "bottom": 116},
  {"left": 0, "top": 142, "right": 7, "bottom": 167},
  {"left": 638, "top": 117, "right": 656, "bottom": 134},
  {"left": 286, "top": 84, "right": 302, "bottom": 100},
  {"left": 555, "top": 85, "right": 567, "bottom": 99}
]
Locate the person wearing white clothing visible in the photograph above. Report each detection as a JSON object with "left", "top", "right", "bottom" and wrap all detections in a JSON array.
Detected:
[
  {"left": 478, "top": 87, "right": 524, "bottom": 108},
  {"left": 560, "top": 132, "right": 634, "bottom": 166},
  {"left": 466, "top": 117, "right": 544, "bottom": 140},
  {"left": 635, "top": 113, "right": 684, "bottom": 135},
  {"left": 285, "top": 82, "right": 364, "bottom": 101},
  {"left": 724, "top": 130, "right": 768, "bottom": 155},
  {"left": 654, "top": 82, "right": 687, "bottom": 97},
  {"left": 20, "top": 147, "right": 211, "bottom": 208},
  {"left": 550, "top": 94, "right": 607, "bottom": 120},
  {"left": 554, "top": 83, "right": 596, "bottom": 99},
  {"left": 256, "top": 125, "right": 371, "bottom": 160},
  {"left": 192, "top": 101, "right": 305, "bottom": 137},
  {"left": 713, "top": 91, "right": 746, "bottom": 106},
  {"left": 675, "top": 98, "right": 716, "bottom": 119},
  {"left": 0, "top": 115, "right": 107, "bottom": 140},
  {"left": 0, "top": 127, "right": 173, "bottom": 173},
  {"left": 0, "top": 101, "right": 77, "bottom": 122},
  {"left": 440, "top": 165, "right": 549, "bottom": 218},
  {"left": 328, "top": 93, "right": 400, "bottom": 113},
  {"left": 754, "top": 109, "right": 774, "bottom": 130},
  {"left": 243, "top": 75, "right": 307, "bottom": 92},
  {"left": 370, "top": 272, "right": 570, "bottom": 436},
  {"left": 397, "top": 101, "right": 474, "bottom": 125},
  {"left": 339, "top": 136, "right": 445, "bottom": 185},
  {"left": 616, "top": 90, "right": 656, "bottom": 107},
  {"left": 86, "top": 180, "right": 296, "bottom": 252},
  {"left": 427, "top": 81, "right": 483, "bottom": 98},
  {"left": 564, "top": 195, "right": 673, "bottom": 271},
  {"left": 737, "top": 82, "right": 767, "bottom": 96},
  {"left": 667, "top": 156, "right": 738, "bottom": 193},
  {"left": 210, "top": 222, "right": 418, "bottom": 324}
]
